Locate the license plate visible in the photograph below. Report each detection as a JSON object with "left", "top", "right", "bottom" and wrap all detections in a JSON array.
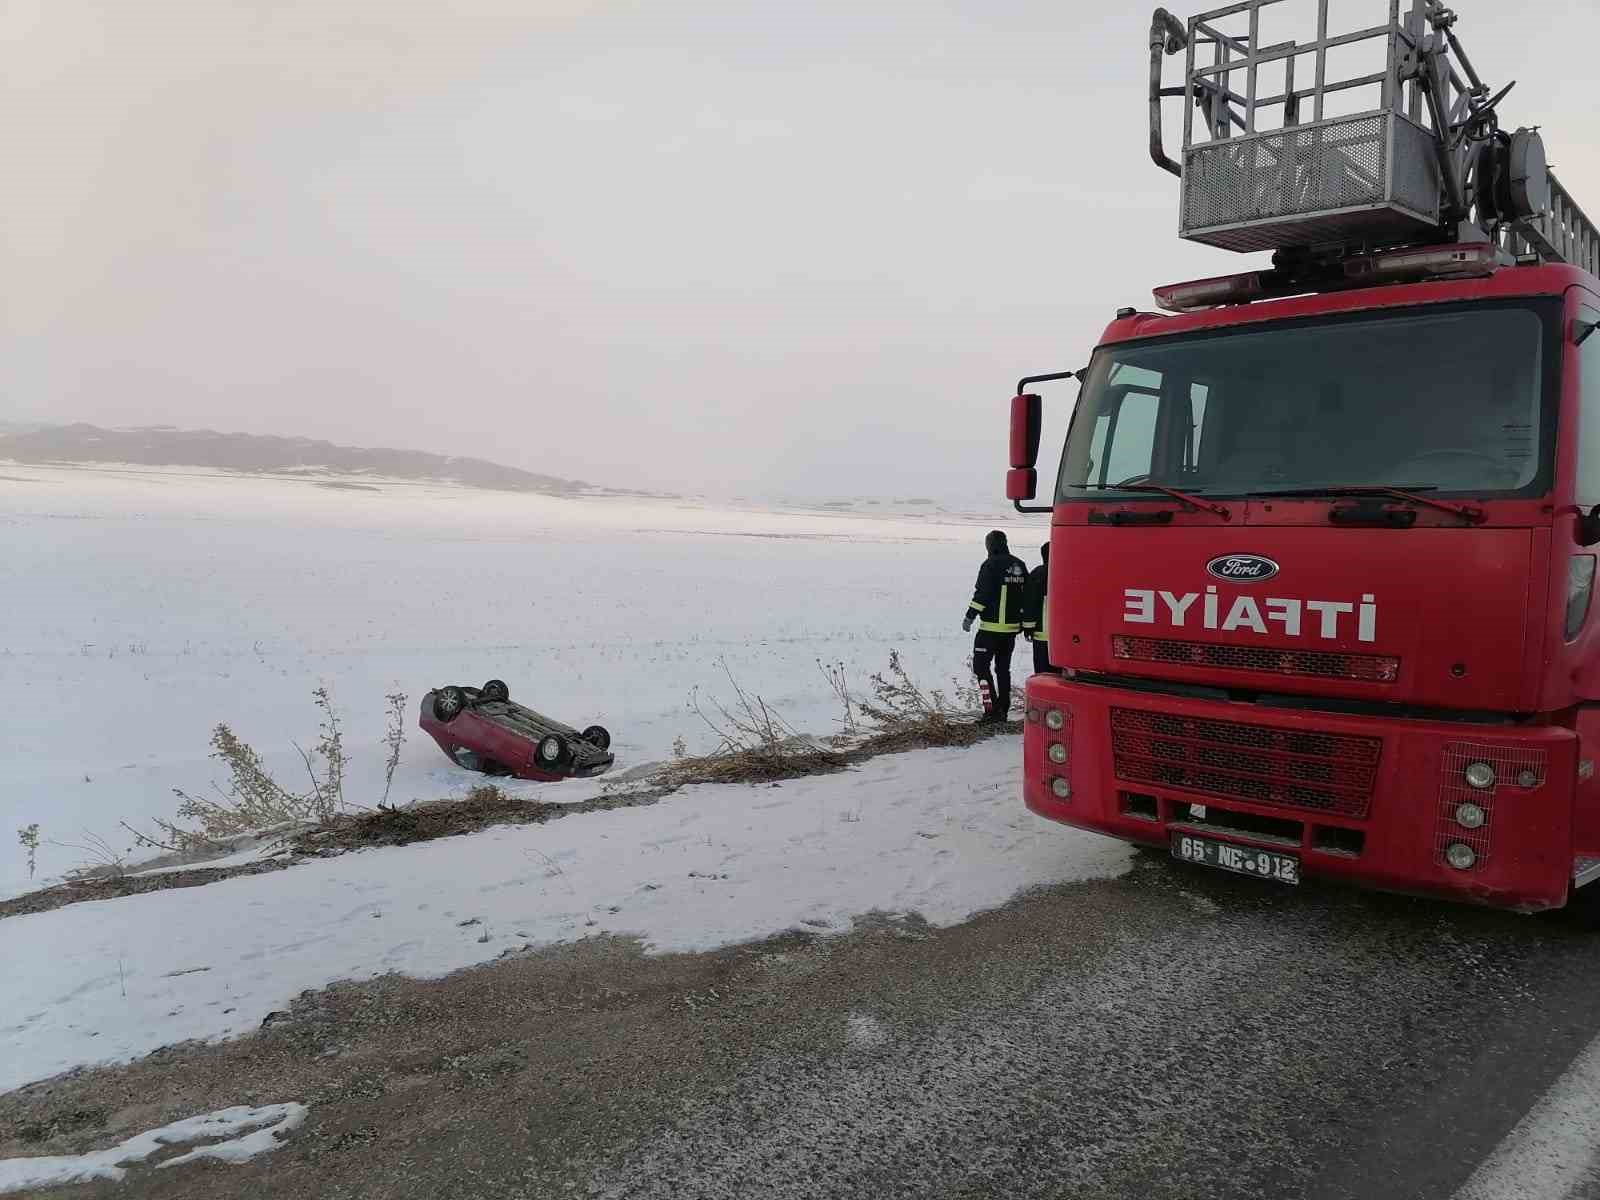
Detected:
[{"left": 1171, "top": 833, "right": 1300, "bottom": 885}]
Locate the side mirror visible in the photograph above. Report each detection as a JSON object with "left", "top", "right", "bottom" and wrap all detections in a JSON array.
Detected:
[
  {"left": 1010, "top": 393, "right": 1042, "bottom": 471},
  {"left": 1008, "top": 392, "right": 1046, "bottom": 509},
  {"left": 1006, "top": 467, "right": 1038, "bottom": 501},
  {"left": 1579, "top": 504, "right": 1600, "bottom": 547}
]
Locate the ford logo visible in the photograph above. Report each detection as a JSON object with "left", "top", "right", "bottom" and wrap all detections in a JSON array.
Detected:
[{"left": 1206, "top": 554, "right": 1279, "bottom": 583}]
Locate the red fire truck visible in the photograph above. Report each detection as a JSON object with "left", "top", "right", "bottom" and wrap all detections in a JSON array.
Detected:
[{"left": 1007, "top": 0, "right": 1600, "bottom": 912}]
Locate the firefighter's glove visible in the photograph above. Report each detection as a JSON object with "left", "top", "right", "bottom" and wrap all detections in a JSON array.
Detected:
[{"left": 962, "top": 615, "right": 974, "bottom": 633}]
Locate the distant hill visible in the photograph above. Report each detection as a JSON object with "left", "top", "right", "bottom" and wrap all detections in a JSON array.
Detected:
[{"left": 0, "top": 424, "right": 649, "bottom": 498}]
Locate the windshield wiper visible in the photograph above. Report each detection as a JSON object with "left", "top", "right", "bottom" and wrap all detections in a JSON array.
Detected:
[
  {"left": 1068, "top": 482, "right": 1231, "bottom": 519},
  {"left": 1242, "top": 485, "right": 1485, "bottom": 524}
]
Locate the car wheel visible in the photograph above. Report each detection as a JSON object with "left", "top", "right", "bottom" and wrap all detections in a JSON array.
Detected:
[
  {"left": 433, "top": 686, "right": 468, "bottom": 722},
  {"left": 581, "top": 724, "right": 611, "bottom": 751},
  {"left": 535, "top": 733, "right": 569, "bottom": 769},
  {"left": 481, "top": 679, "right": 510, "bottom": 703}
]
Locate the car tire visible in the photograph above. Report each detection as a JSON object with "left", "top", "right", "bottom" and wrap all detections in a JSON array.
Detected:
[
  {"left": 433, "top": 686, "right": 468, "bottom": 723},
  {"left": 581, "top": 724, "right": 611, "bottom": 751},
  {"left": 535, "top": 734, "right": 569, "bottom": 769},
  {"left": 481, "top": 679, "right": 510, "bottom": 703}
]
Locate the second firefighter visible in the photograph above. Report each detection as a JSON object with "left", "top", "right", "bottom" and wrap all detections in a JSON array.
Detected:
[{"left": 1021, "top": 542, "right": 1061, "bottom": 675}]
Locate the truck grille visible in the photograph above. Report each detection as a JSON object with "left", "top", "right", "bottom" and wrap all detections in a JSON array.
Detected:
[
  {"left": 1112, "top": 636, "right": 1399, "bottom": 683},
  {"left": 1110, "top": 707, "right": 1381, "bottom": 818}
]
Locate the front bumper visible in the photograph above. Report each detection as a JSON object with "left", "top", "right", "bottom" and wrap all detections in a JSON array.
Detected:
[{"left": 1023, "top": 674, "right": 1577, "bottom": 912}]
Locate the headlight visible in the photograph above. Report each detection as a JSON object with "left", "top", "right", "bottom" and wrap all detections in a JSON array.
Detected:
[
  {"left": 1050, "top": 777, "right": 1071, "bottom": 799},
  {"left": 1516, "top": 769, "right": 1539, "bottom": 788},
  {"left": 1445, "top": 842, "right": 1477, "bottom": 870},
  {"left": 1454, "top": 802, "right": 1486, "bottom": 830},
  {"left": 1464, "top": 761, "right": 1496, "bottom": 790},
  {"left": 1048, "top": 743, "right": 1067, "bottom": 763},
  {"left": 1044, "top": 709, "right": 1065, "bottom": 731}
]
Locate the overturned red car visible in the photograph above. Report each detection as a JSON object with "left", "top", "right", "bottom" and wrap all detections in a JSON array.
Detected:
[{"left": 419, "top": 679, "right": 614, "bottom": 782}]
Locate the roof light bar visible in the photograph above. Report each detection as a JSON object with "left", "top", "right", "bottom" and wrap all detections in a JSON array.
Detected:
[
  {"left": 1152, "top": 272, "right": 1264, "bottom": 313},
  {"left": 1345, "top": 242, "right": 1500, "bottom": 283},
  {"left": 1151, "top": 243, "right": 1504, "bottom": 314}
]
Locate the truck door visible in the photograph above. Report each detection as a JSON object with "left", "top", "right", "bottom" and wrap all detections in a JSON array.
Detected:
[{"left": 1568, "top": 298, "right": 1600, "bottom": 858}]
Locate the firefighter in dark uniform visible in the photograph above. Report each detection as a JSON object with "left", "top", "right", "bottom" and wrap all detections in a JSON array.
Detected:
[
  {"left": 962, "top": 530, "right": 1028, "bottom": 722},
  {"left": 1021, "top": 542, "right": 1061, "bottom": 675}
]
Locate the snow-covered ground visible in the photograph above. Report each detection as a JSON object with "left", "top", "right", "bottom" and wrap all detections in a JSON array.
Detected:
[
  {"left": 0, "top": 1103, "right": 306, "bottom": 1193},
  {"left": 2, "top": 463, "right": 1039, "bottom": 896},
  {"left": 2, "top": 739, "right": 1131, "bottom": 1093},
  {"left": 0, "top": 464, "right": 1129, "bottom": 1095}
]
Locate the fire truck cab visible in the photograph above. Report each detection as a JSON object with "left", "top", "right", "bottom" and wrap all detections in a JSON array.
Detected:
[{"left": 1008, "top": 0, "right": 1600, "bottom": 912}]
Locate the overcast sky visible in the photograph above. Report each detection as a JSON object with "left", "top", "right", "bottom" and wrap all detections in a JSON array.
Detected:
[{"left": 4, "top": 1, "right": 1597, "bottom": 499}]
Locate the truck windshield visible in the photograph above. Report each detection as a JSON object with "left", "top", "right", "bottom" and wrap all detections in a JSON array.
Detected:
[{"left": 1058, "top": 301, "right": 1556, "bottom": 501}]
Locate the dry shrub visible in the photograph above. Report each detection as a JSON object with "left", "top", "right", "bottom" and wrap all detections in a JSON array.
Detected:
[
  {"left": 381, "top": 691, "right": 408, "bottom": 805},
  {"left": 854, "top": 650, "right": 998, "bottom": 753},
  {"left": 45, "top": 830, "right": 127, "bottom": 880},
  {"left": 655, "top": 661, "right": 846, "bottom": 786},
  {"left": 817, "top": 659, "right": 860, "bottom": 735},
  {"left": 129, "top": 688, "right": 359, "bottom": 854},
  {"left": 17, "top": 824, "right": 39, "bottom": 880}
]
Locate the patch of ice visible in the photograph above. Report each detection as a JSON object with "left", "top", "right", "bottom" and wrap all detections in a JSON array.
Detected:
[{"left": 0, "top": 1103, "right": 306, "bottom": 1194}]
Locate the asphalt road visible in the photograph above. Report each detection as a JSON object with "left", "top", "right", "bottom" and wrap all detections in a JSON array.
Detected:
[{"left": 5, "top": 848, "right": 1600, "bottom": 1199}]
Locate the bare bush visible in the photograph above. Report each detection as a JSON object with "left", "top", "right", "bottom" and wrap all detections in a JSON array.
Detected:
[
  {"left": 817, "top": 659, "right": 860, "bottom": 735},
  {"left": 381, "top": 691, "right": 408, "bottom": 806},
  {"left": 129, "top": 688, "right": 355, "bottom": 854},
  {"left": 854, "top": 650, "right": 1000, "bottom": 752},
  {"left": 311, "top": 686, "right": 347, "bottom": 811},
  {"left": 47, "top": 830, "right": 127, "bottom": 880},
  {"left": 17, "top": 824, "right": 40, "bottom": 879},
  {"left": 656, "top": 660, "right": 845, "bottom": 786}
]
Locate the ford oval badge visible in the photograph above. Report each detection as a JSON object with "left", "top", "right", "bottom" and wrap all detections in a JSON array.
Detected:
[{"left": 1206, "top": 554, "right": 1279, "bottom": 583}]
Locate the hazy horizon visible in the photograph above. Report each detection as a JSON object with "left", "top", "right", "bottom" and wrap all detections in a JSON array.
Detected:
[{"left": 6, "top": 0, "right": 1598, "bottom": 500}]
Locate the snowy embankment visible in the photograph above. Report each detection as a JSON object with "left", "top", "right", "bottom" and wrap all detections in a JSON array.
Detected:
[
  {"left": 1, "top": 463, "right": 1024, "bottom": 897},
  {"left": 0, "top": 465, "right": 1125, "bottom": 1095},
  {"left": 2, "top": 739, "right": 1132, "bottom": 1094}
]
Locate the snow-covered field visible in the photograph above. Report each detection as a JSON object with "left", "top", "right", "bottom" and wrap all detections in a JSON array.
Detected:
[
  {"left": 1, "top": 463, "right": 1032, "bottom": 896},
  {"left": 1, "top": 465, "right": 1129, "bottom": 1094}
]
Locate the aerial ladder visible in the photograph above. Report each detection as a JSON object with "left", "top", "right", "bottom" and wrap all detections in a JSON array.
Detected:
[{"left": 1146, "top": 0, "right": 1597, "bottom": 305}]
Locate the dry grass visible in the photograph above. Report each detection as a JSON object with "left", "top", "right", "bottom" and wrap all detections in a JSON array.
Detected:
[
  {"left": 121, "top": 688, "right": 405, "bottom": 856},
  {"left": 0, "top": 860, "right": 292, "bottom": 920},
  {"left": 650, "top": 652, "right": 1011, "bottom": 788},
  {"left": 853, "top": 650, "right": 989, "bottom": 751},
  {"left": 653, "top": 661, "right": 848, "bottom": 787},
  {"left": 293, "top": 785, "right": 553, "bottom": 853}
]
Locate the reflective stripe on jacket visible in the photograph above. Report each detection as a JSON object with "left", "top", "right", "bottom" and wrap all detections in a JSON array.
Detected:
[
  {"left": 1021, "top": 563, "right": 1049, "bottom": 643},
  {"left": 967, "top": 552, "right": 1028, "bottom": 633}
]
